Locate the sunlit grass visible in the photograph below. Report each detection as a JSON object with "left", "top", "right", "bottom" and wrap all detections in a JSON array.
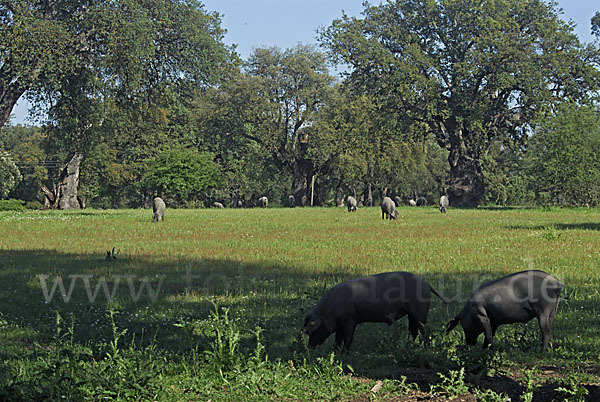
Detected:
[{"left": 1, "top": 206, "right": 599, "bottom": 399}]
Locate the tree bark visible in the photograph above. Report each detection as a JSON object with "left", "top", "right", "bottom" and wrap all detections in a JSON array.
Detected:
[
  {"left": 363, "top": 183, "right": 373, "bottom": 206},
  {"left": 447, "top": 147, "right": 484, "bottom": 207},
  {"left": 42, "top": 153, "right": 84, "bottom": 209},
  {"left": 41, "top": 184, "right": 59, "bottom": 209},
  {"left": 0, "top": 85, "right": 26, "bottom": 129},
  {"left": 291, "top": 159, "right": 313, "bottom": 206},
  {"left": 335, "top": 184, "right": 344, "bottom": 207}
]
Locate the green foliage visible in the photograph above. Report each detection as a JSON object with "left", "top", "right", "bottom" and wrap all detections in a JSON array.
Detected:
[
  {"left": 240, "top": 44, "right": 335, "bottom": 202},
  {"left": 24, "top": 200, "right": 43, "bottom": 210},
  {"left": 592, "top": 11, "right": 600, "bottom": 38},
  {"left": 79, "top": 142, "right": 133, "bottom": 208},
  {"left": 0, "top": 199, "right": 25, "bottom": 211},
  {"left": 1, "top": 208, "right": 600, "bottom": 399},
  {"left": 174, "top": 302, "right": 365, "bottom": 400},
  {"left": 194, "top": 46, "right": 336, "bottom": 206},
  {"left": 320, "top": 0, "right": 600, "bottom": 205},
  {"left": 528, "top": 103, "right": 600, "bottom": 206},
  {"left": 0, "top": 125, "right": 48, "bottom": 202},
  {"left": 197, "top": 304, "right": 243, "bottom": 374},
  {"left": 144, "top": 148, "right": 222, "bottom": 204},
  {"left": 310, "top": 89, "right": 448, "bottom": 204},
  {"left": 0, "top": 0, "right": 233, "bottom": 129},
  {"left": 0, "top": 151, "right": 22, "bottom": 199},
  {"left": 432, "top": 368, "right": 469, "bottom": 398},
  {"left": 520, "top": 368, "right": 539, "bottom": 402},
  {"left": 473, "top": 387, "right": 510, "bottom": 402},
  {"left": 0, "top": 311, "right": 163, "bottom": 400},
  {"left": 555, "top": 370, "right": 590, "bottom": 402},
  {"left": 481, "top": 141, "right": 534, "bottom": 206}
]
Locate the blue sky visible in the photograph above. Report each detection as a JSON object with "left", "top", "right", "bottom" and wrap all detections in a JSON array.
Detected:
[
  {"left": 11, "top": 0, "right": 598, "bottom": 124},
  {"left": 202, "top": 0, "right": 597, "bottom": 59}
]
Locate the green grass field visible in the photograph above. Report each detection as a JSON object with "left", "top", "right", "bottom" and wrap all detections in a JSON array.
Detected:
[{"left": 1, "top": 207, "right": 599, "bottom": 400}]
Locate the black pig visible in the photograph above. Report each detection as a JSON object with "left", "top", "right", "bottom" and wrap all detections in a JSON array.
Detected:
[
  {"left": 304, "top": 272, "right": 446, "bottom": 352},
  {"left": 446, "top": 270, "right": 564, "bottom": 351},
  {"left": 152, "top": 197, "right": 166, "bottom": 222}
]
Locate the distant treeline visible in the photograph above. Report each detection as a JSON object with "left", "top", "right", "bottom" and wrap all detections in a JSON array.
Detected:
[
  {"left": 1, "top": 1, "right": 599, "bottom": 208},
  {"left": 2, "top": 100, "right": 600, "bottom": 208}
]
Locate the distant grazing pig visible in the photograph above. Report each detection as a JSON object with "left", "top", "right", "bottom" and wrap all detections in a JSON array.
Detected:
[
  {"left": 213, "top": 202, "right": 224, "bottom": 208},
  {"left": 347, "top": 196, "right": 357, "bottom": 212},
  {"left": 152, "top": 197, "right": 165, "bottom": 222},
  {"left": 439, "top": 195, "right": 449, "bottom": 213},
  {"left": 380, "top": 196, "right": 399, "bottom": 220},
  {"left": 446, "top": 270, "right": 564, "bottom": 351},
  {"left": 304, "top": 272, "right": 446, "bottom": 352},
  {"left": 258, "top": 196, "right": 268, "bottom": 208}
]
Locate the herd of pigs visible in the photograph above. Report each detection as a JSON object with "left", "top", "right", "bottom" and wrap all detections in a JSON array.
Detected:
[
  {"left": 150, "top": 195, "right": 564, "bottom": 352},
  {"left": 304, "top": 270, "right": 564, "bottom": 353}
]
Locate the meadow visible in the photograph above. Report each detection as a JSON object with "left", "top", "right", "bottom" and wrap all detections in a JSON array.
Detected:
[{"left": 0, "top": 206, "right": 599, "bottom": 400}]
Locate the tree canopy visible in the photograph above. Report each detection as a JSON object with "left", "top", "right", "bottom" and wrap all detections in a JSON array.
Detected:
[
  {"left": 0, "top": 0, "right": 233, "bottom": 129},
  {"left": 144, "top": 148, "right": 222, "bottom": 205},
  {"left": 320, "top": 0, "right": 600, "bottom": 206},
  {"left": 0, "top": 150, "right": 21, "bottom": 198},
  {"left": 2, "top": 1, "right": 600, "bottom": 209}
]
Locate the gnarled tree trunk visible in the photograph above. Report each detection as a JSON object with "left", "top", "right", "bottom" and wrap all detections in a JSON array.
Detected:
[
  {"left": 362, "top": 182, "right": 373, "bottom": 206},
  {"left": 291, "top": 159, "right": 313, "bottom": 207},
  {"left": 447, "top": 147, "right": 484, "bottom": 207},
  {"left": 42, "top": 153, "right": 84, "bottom": 209}
]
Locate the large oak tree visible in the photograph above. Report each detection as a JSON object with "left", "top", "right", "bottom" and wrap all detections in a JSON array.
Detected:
[
  {"left": 320, "top": 0, "right": 600, "bottom": 206},
  {"left": 203, "top": 45, "right": 334, "bottom": 206},
  {"left": 0, "top": 0, "right": 231, "bottom": 130}
]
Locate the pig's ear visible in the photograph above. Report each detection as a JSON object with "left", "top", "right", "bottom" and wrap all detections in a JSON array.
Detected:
[
  {"left": 446, "top": 317, "right": 460, "bottom": 333},
  {"left": 305, "top": 317, "right": 322, "bottom": 334}
]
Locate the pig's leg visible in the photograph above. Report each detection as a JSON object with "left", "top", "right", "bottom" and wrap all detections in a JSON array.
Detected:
[
  {"left": 478, "top": 314, "right": 494, "bottom": 348},
  {"left": 334, "top": 326, "right": 343, "bottom": 351},
  {"left": 538, "top": 314, "right": 553, "bottom": 351},
  {"left": 539, "top": 298, "right": 559, "bottom": 351},
  {"left": 340, "top": 320, "right": 357, "bottom": 352},
  {"left": 409, "top": 315, "right": 429, "bottom": 344},
  {"left": 408, "top": 315, "right": 424, "bottom": 340}
]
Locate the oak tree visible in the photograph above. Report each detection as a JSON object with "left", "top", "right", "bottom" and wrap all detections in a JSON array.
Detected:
[{"left": 320, "top": 0, "right": 600, "bottom": 206}]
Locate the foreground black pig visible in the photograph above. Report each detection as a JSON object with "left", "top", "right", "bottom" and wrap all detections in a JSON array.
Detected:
[
  {"left": 304, "top": 272, "right": 446, "bottom": 352},
  {"left": 446, "top": 270, "right": 564, "bottom": 351}
]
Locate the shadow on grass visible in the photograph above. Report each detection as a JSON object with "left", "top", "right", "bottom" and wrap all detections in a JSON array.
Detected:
[
  {"left": 477, "top": 206, "right": 528, "bottom": 211},
  {"left": 507, "top": 222, "right": 600, "bottom": 231},
  {"left": 1, "top": 249, "right": 599, "bottom": 382},
  {"left": 0, "top": 249, "right": 356, "bottom": 357}
]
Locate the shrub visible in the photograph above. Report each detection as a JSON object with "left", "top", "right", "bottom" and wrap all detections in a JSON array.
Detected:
[
  {"left": 0, "top": 199, "right": 25, "bottom": 211},
  {"left": 144, "top": 148, "right": 223, "bottom": 204},
  {"left": 0, "top": 151, "right": 22, "bottom": 198},
  {"left": 24, "top": 200, "right": 43, "bottom": 210}
]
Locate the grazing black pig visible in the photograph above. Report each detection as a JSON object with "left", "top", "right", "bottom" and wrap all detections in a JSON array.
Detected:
[
  {"left": 446, "top": 270, "right": 564, "bottom": 351},
  {"left": 439, "top": 195, "right": 449, "bottom": 213},
  {"left": 257, "top": 196, "right": 268, "bottom": 208},
  {"left": 152, "top": 197, "right": 166, "bottom": 222},
  {"left": 304, "top": 272, "right": 446, "bottom": 352},
  {"left": 381, "top": 196, "right": 399, "bottom": 220},
  {"left": 347, "top": 196, "right": 357, "bottom": 212}
]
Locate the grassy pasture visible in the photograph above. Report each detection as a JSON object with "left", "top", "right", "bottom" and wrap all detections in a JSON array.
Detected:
[{"left": 0, "top": 206, "right": 599, "bottom": 400}]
